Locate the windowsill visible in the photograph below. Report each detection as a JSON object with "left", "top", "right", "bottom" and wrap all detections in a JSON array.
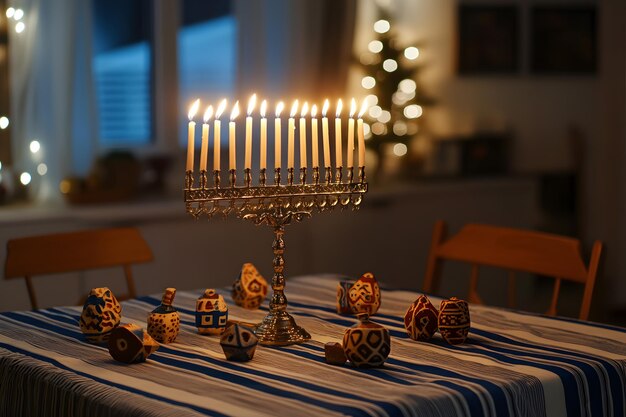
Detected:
[{"left": 0, "top": 175, "right": 538, "bottom": 226}]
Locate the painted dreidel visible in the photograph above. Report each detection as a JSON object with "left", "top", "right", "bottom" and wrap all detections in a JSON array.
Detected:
[
  {"left": 232, "top": 263, "right": 268, "bottom": 310},
  {"left": 343, "top": 313, "right": 391, "bottom": 368},
  {"left": 348, "top": 272, "right": 381, "bottom": 316},
  {"left": 108, "top": 323, "right": 159, "bottom": 364},
  {"left": 336, "top": 280, "right": 355, "bottom": 314},
  {"left": 404, "top": 295, "right": 439, "bottom": 341},
  {"left": 147, "top": 288, "right": 180, "bottom": 344},
  {"left": 79, "top": 287, "right": 122, "bottom": 344},
  {"left": 438, "top": 297, "right": 471, "bottom": 345},
  {"left": 324, "top": 342, "right": 346, "bottom": 365},
  {"left": 196, "top": 289, "right": 229, "bottom": 335},
  {"left": 220, "top": 324, "right": 258, "bottom": 362}
]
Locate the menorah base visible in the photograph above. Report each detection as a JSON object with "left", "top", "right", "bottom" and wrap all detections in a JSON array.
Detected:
[{"left": 255, "top": 310, "right": 311, "bottom": 346}]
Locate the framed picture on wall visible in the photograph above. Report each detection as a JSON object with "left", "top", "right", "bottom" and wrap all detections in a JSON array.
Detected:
[
  {"left": 457, "top": 5, "right": 519, "bottom": 75},
  {"left": 531, "top": 7, "right": 597, "bottom": 74}
]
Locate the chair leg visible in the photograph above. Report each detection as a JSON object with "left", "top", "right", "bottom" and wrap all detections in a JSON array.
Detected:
[
  {"left": 468, "top": 264, "right": 484, "bottom": 305},
  {"left": 580, "top": 241, "right": 602, "bottom": 320},
  {"left": 423, "top": 220, "right": 447, "bottom": 294},
  {"left": 123, "top": 265, "right": 137, "bottom": 299},
  {"left": 547, "top": 277, "right": 561, "bottom": 317},
  {"left": 25, "top": 275, "right": 38, "bottom": 310}
]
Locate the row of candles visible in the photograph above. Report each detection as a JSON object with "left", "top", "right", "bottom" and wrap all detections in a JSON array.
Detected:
[{"left": 186, "top": 96, "right": 369, "bottom": 175}]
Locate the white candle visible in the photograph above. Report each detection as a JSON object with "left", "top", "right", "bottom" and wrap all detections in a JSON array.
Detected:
[
  {"left": 260, "top": 100, "right": 267, "bottom": 170},
  {"left": 186, "top": 99, "right": 200, "bottom": 171},
  {"left": 200, "top": 105, "right": 213, "bottom": 172},
  {"left": 245, "top": 94, "right": 256, "bottom": 169},
  {"left": 288, "top": 100, "right": 298, "bottom": 169},
  {"left": 275, "top": 102, "right": 284, "bottom": 169},
  {"left": 357, "top": 100, "right": 368, "bottom": 167},
  {"left": 347, "top": 98, "right": 356, "bottom": 168},
  {"left": 214, "top": 99, "right": 227, "bottom": 171},
  {"left": 311, "top": 104, "right": 319, "bottom": 167},
  {"left": 299, "top": 102, "right": 308, "bottom": 168},
  {"left": 229, "top": 101, "right": 240, "bottom": 170},
  {"left": 322, "top": 99, "right": 330, "bottom": 167},
  {"left": 335, "top": 99, "right": 343, "bottom": 167}
]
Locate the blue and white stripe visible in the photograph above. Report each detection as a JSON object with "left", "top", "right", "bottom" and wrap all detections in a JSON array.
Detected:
[{"left": 1, "top": 275, "right": 625, "bottom": 417}]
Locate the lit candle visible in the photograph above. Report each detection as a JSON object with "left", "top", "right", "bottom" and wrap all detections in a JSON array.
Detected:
[
  {"left": 347, "top": 98, "right": 356, "bottom": 168},
  {"left": 335, "top": 99, "right": 343, "bottom": 167},
  {"left": 322, "top": 99, "right": 330, "bottom": 167},
  {"left": 214, "top": 99, "right": 227, "bottom": 171},
  {"left": 311, "top": 104, "right": 319, "bottom": 167},
  {"left": 229, "top": 101, "right": 240, "bottom": 170},
  {"left": 288, "top": 100, "right": 298, "bottom": 169},
  {"left": 299, "top": 102, "right": 308, "bottom": 168},
  {"left": 200, "top": 105, "right": 213, "bottom": 172},
  {"left": 245, "top": 94, "right": 256, "bottom": 169},
  {"left": 275, "top": 102, "right": 284, "bottom": 169},
  {"left": 186, "top": 99, "right": 200, "bottom": 171},
  {"left": 357, "top": 100, "right": 368, "bottom": 167},
  {"left": 260, "top": 100, "right": 267, "bottom": 169}
]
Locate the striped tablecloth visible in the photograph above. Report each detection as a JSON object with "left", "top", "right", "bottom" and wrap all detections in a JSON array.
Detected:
[{"left": 1, "top": 275, "right": 625, "bottom": 417}]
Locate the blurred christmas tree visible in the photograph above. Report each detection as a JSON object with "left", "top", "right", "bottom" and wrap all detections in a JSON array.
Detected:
[{"left": 357, "top": 8, "right": 434, "bottom": 180}]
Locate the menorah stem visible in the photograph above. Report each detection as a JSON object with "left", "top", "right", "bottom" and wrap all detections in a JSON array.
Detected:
[
  {"left": 254, "top": 225, "right": 311, "bottom": 346},
  {"left": 259, "top": 168, "right": 267, "bottom": 186},
  {"left": 347, "top": 167, "right": 354, "bottom": 184},
  {"left": 199, "top": 170, "right": 208, "bottom": 189},
  {"left": 244, "top": 168, "right": 252, "bottom": 187},
  {"left": 299, "top": 167, "right": 307, "bottom": 185},
  {"left": 185, "top": 170, "right": 193, "bottom": 190}
]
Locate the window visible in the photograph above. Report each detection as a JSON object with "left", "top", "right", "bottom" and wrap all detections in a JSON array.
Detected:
[
  {"left": 178, "top": 0, "right": 236, "bottom": 146},
  {"left": 93, "top": 0, "right": 154, "bottom": 146}
]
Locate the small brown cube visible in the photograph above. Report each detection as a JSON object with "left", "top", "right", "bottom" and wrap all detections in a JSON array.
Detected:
[{"left": 324, "top": 342, "right": 346, "bottom": 365}]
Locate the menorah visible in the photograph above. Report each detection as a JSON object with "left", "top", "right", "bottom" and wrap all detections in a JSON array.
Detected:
[{"left": 183, "top": 97, "right": 369, "bottom": 346}]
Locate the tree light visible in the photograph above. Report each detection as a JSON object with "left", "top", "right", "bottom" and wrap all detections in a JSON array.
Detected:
[
  {"left": 404, "top": 105, "right": 423, "bottom": 119},
  {"left": 404, "top": 47, "right": 420, "bottom": 60},
  {"left": 383, "top": 59, "right": 398, "bottom": 72},
  {"left": 361, "top": 76, "right": 376, "bottom": 89},
  {"left": 374, "top": 19, "right": 390, "bottom": 34},
  {"left": 368, "top": 40, "right": 383, "bottom": 53},
  {"left": 393, "top": 143, "right": 408, "bottom": 156}
]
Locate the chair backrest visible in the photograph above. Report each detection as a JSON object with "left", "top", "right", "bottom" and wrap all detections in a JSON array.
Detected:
[
  {"left": 423, "top": 220, "right": 603, "bottom": 320},
  {"left": 5, "top": 227, "right": 153, "bottom": 309}
]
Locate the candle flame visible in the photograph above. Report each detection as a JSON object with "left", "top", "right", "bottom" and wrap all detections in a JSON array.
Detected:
[
  {"left": 336, "top": 99, "right": 343, "bottom": 118},
  {"left": 311, "top": 104, "right": 318, "bottom": 117},
  {"left": 203, "top": 105, "right": 214, "bottom": 123},
  {"left": 300, "top": 102, "right": 309, "bottom": 118},
  {"left": 230, "top": 101, "right": 240, "bottom": 121},
  {"left": 260, "top": 100, "right": 267, "bottom": 118},
  {"left": 322, "top": 99, "right": 329, "bottom": 117},
  {"left": 216, "top": 99, "right": 227, "bottom": 118},
  {"left": 276, "top": 101, "right": 284, "bottom": 117},
  {"left": 358, "top": 99, "right": 368, "bottom": 118},
  {"left": 188, "top": 99, "right": 200, "bottom": 121},
  {"left": 247, "top": 94, "right": 257, "bottom": 116},
  {"left": 290, "top": 100, "right": 299, "bottom": 118},
  {"left": 350, "top": 98, "right": 357, "bottom": 118}
]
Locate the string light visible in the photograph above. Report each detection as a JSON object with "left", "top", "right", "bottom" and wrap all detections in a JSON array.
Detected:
[
  {"left": 15, "top": 22, "right": 25, "bottom": 33},
  {"left": 399, "top": 79, "right": 416, "bottom": 93},
  {"left": 5, "top": 7, "right": 14, "bottom": 18},
  {"left": 29, "top": 140, "right": 40, "bottom": 153},
  {"left": 365, "top": 94, "right": 378, "bottom": 106},
  {"left": 369, "top": 106, "right": 382, "bottom": 118},
  {"left": 378, "top": 110, "right": 391, "bottom": 123},
  {"left": 20, "top": 172, "right": 31, "bottom": 185},
  {"left": 0, "top": 116, "right": 8, "bottom": 129},
  {"left": 403, "top": 105, "right": 423, "bottom": 119},
  {"left": 37, "top": 163, "right": 47, "bottom": 176},
  {"left": 13, "top": 8, "right": 23, "bottom": 20}
]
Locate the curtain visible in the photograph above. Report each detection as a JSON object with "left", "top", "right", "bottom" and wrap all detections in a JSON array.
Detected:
[
  {"left": 9, "top": 0, "right": 97, "bottom": 201},
  {"left": 234, "top": 0, "right": 357, "bottom": 101}
]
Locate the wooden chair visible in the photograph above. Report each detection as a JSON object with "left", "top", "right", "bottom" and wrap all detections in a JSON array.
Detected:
[
  {"left": 5, "top": 227, "right": 153, "bottom": 309},
  {"left": 422, "top": 220, "right": 603, "bottom": 320}
]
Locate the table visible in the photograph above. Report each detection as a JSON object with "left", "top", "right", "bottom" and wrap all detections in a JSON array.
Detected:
[{"left": 1, "top": 276, "right": 625, "bottom": 417}]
